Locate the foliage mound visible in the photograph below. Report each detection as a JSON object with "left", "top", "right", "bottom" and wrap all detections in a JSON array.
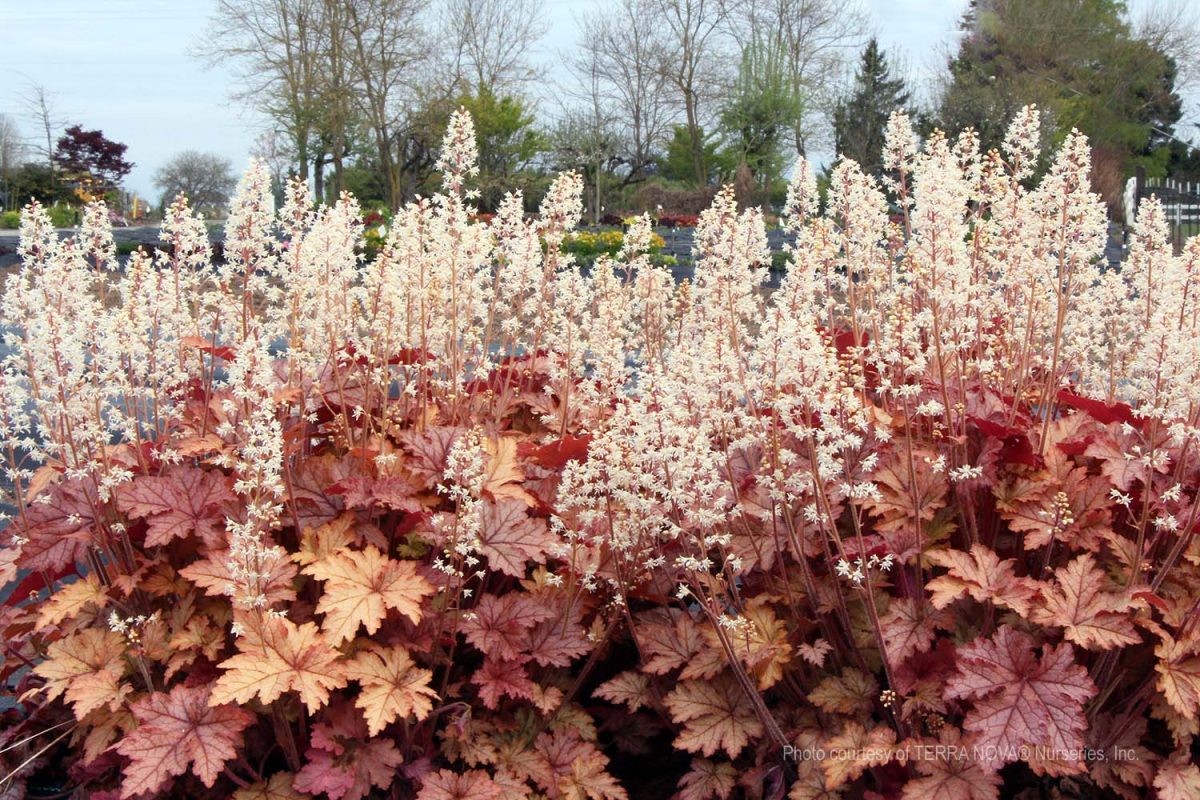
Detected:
[{"left": 1, "top": 107, "right": 1199, "bottom": 800}]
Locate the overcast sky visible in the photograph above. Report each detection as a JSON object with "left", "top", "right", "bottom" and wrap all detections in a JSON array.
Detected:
[{"left": 0, "top": 0, "right": 1191, "bottom": 203}]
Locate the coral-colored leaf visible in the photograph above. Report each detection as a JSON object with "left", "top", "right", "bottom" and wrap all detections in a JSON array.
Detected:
[
  {"left": 944, "top": 626, "right": 1096, "bottom": 775},
  {"left": 901, "top": 731, "right": 1000, "bottom": 800},
  {"left": 879, "top": 598, "right": 947, "bottom": 667},
  {"left": 517, "top": 434, "right": 592, "bottom": 470},
  {"left": 483, "top": 436, "right": 535, "bottom": 505},
  {"left": 1055, "top": 390, "right": 1135, "bottom": 426},
  {"left": 115, "top": 683, "right": 253, "bottom": 798},
  {"left": 416, "top": 769, "right": 504, "bottom": 800},
  {"left": 478, "top": 500, "right": 553, "bottom": 577},
  {"left": 15, "top": 480, "right": 95, "bottom": 572},
  {"left": 117, "top": 467, "right": 234, "bottom": 547},
  {"left": 293, "top": 704, "right": 402, "bottom": 800},
  {"left": 346, "top": 644, "right": 438, "bottom": 736},
  {"left": 926, "top": 544, "right": 1041, "bottom": 617},
  {"left": 303, "top": 546, "right": 433, "bottom": 644},
  {"left": 1029, "top": 554, "right": 1138, "bottom": 650},
  {"left": 534, "top": 729, "right": 627, "bottom": 800},
  {"left": 638, "top": 608, "right": 704, "bottom": 674},
  {"left": 211, "top": 615, "right": 348, "bottom": 714},
  {"left": 664, "top": 673, "right": 764, "bottom": 758},
  {"left": 461, "top": 593, "right": 554, "bottom": 661},
  {"left": 473, "top": 657, "right": 537, "bottom": 709}
]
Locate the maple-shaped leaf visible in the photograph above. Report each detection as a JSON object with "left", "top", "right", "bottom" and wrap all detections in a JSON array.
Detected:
[
  {"left": 594, "top": 671, "right": 651, "bottom": 712},
  {"left": 114, "top": 683, "right": 253, "bottom": 798},
  {"left": 16, "top": 479, "right": 95, "bottom": 572},
  {"left": 33, "top": 628, "right": 128, "bottom": 719},
  {"left": 822, "top": 721, "right": 896, "bottom": 788},
  {"left": 292, "top": 513, "right": 359, "bottom": 569},
  {"left": 926, "top": 544, "right": 1042, "bottom": 618},
  {"left": 944, "top": 626, "right": 1096, "bottom": 775},
  {"left": 478, "top": 499, "right": 553, "bottom": 577},
  {"left": 1028, "top": 554, "right": 1138, "bottom": 650},
  {"left": 483, "top": 436, "right": 536, "bottom": 506},
  {"left": 664, "top": 673, "right": 764, "bottom": 758},
  {"left": 416, "top": 769, "right": 504, "bottom": 800},
  {"left": 796, "top": 640, "right": 832, "bottom": 668},
  {"left": 676, "top": 759, "right": 737, "bottom": 800},
  {"left": 302, "top": 545, "right": 433, "bottom": 644},
  {"left": 398, "top": 426, "right": 465, "bottom": 487},
  {"left": 714, "top": 600, "right": 793, "bottom": 690},
  {"left": 1153, "top": 744, "right": 1200, "bottom": 800},
  {"left": 523, "top": 605, "right": 591, "bottom": 667},
  {"left": 901, "top": 730, "right": 1001, "bottom": 800},
  {"left": 638, "top": 608, "right": 704, "bottom": 674},
  {"left": 474, "top": 657, "right": 537, "bottom": 709},
  {"left": 180, "top": 548, "right": 298, "bottom": 605},
  {"left": 36, "top": 574, "right": 109, "bottom": 630},
  {"left": 210, "top": 615, "right": 348, "bottom": 713},
  {"left": 293, "top": 702, "right": 403, "bottom": 800},
  {"left": 1155, "top": 634, "right": 1200, "bottom": 720},
  {"left": 997, "top": 448, "right": 1112, "bottom": 552},
  {"left": 534, "top": 729, "right": 628, "bottom": 800},
  {"left": 807, "top": 668, "right": 878, "bottom": 716},
  {"left": 864, "top": 447, "right": 947, "bottom": 553},
  {"left": 234, "top": 772, "right": 310, "bottom": 800},
  {"left": 461, "top": 593, "right": 555, "bottom": 661},
  {"left": 345, "top": 644, "right": 438, "bottom": 736},
  {"left": 117, "top": 467, "right": 234, "bottom": 547},
  {"left": 879, "top": 598, "right": 948, "bottom": 667}
]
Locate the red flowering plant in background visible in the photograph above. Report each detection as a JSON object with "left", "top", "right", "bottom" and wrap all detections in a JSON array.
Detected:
[{"left": 1, "top": 105, "right": 1199, "bottom": 800}]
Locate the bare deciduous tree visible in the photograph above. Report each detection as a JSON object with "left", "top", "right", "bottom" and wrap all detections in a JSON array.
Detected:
[
  {"left": 443, "top": 0, "right": 547, "bottom": 95},
  {"left": 737, "top": 0, "right": 867, "bottom": 157},
  {"left": 154, "top": 151, "right": 238, "bottom": 211},
  {"left": 651, "top": 0, "right": 732, "bottom": 185},
  {"left": 21, "top": 82, "right": 64, "bottom": 169},
  {"left": 575, "top": 0, "right": 674, "bottom": 186}
]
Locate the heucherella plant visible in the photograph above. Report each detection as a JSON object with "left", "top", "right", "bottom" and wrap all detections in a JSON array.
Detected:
[{"left": 1, "top": 106, "right": 1199, "bottom": 800}]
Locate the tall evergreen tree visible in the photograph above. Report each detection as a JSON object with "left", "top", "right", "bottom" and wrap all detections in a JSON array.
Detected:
[
  {"left": 937, "top": 0, "right": 1182, "bottom": 187},
  {"left": 832, "top": 39, "right": 909, "bottom": 174}
]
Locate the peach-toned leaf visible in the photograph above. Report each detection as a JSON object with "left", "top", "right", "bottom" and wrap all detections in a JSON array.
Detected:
[
  {"left": 926, "top": 544, "right": 1041, "bottom": 617},
  {"left": 115, "top": 683, "right": 252, "bottom": 798},
  {"left": 474, "top": 657, "right": 537, "bottom": 709},
  {"left": 664, "top": 673, "right": 764, "bottom": 758},
  {"left": 346, "top": 644, "right": 438, "bottom": 736},
  {"left": 1154, "top": 745, "right": 1200, "bottom": 800},
  {"left": 1155, "top": 634, "right": 1200, "bottom": 720},
  {"left": 880, "top": 597, "right": 948, "bottom": 667},
  {"left": 302, "top": 545, "right": 432, "bottom": 644},
  {"left": 478, "top": 499, "right": 553, "bottom": 576},
  {"left": 211, "top": 616, "right": 348, "bottom": 713},
  {"left": 594, "top": 670, "right": 651, "bottom": 711},
  {"left": 117, "top": 467, "right": 234, "bottom": 547},
  {"left": 945, "top": 626, "right": 1096, "bottom": 775},
  {"left": 638, "top": 608, "right": 704, "bottom": 674},
  {"left": 36, "top": 574, "right": 108, "bottom": 630},
  {"left": 676, "top": 758, "right": 737, "bottom": 800},
  {"left": 821, "top": 721, "right": 896, "bottom": 788},
  {"left": 483, "top": 435, "right": 536, "bottom": 506},
  {"left": 1029, "top": 553, "right": 1138, "bottom": 650},
  {"left": 292, "top": 512, "right": 358, "bottom": 568},
  {"left": 234, "top": 772, "right": 311, "bottom": 800},
  {"left": 180, "top": 548, "right": 298, "bottom": 605},
  {"left": 534, "top": 729, "right": 627, "bottom": 800},
  {"left": 15, "top": 480, "right": 95, "bottom": 572},
  {"left": 33, "top": 628, "right": 128, "bottom": 719},
  {"left": 797, "top": 640, "right": 832, "bottom": 668},
  {"left": 808, "top": 668, "right": 878, "bottom": 715}
]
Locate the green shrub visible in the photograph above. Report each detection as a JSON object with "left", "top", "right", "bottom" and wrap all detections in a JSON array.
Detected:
[
  {"left": 0, "top": 211, "right": 19, "bottom": 229},
  {"left": 46, "top": 205, "right": 78, "bottom": 228}
]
